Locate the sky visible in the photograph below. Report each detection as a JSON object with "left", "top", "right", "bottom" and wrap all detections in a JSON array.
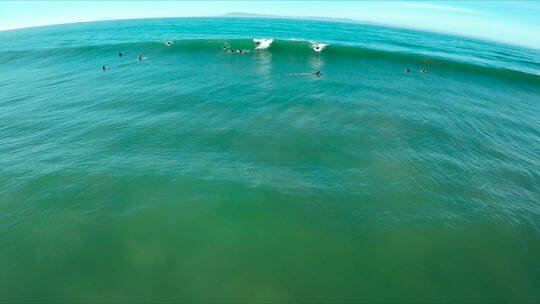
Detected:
[{"left": 0, "top": 1, "right": 539, "bottom": 49}]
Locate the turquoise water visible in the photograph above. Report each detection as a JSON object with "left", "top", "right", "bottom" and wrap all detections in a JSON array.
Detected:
[{"left": 1, "top": 17, "right": 539, "bottom": 302}]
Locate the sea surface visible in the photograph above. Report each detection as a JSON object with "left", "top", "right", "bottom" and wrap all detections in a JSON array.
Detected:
[{"left": 1, "top": 17, "right": 539, "bottom": 302}]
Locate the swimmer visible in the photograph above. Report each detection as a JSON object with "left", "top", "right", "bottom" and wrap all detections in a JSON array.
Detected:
[
  {"left": 223, "top": 45, "right": 229, "bottom": 51},
  {"left": 118, "top": 52, "right": 123, "bottom": 57},
  {"left": 404, "top": 68, "right": 410, "bottom": 72},
  {"left": 313, "top": 71, "right": 323, "bottom": 77},
  {"left": 166, "top": 41, "right": 173, "bottom": 46},
  {"left": 420, "top": 69, "right": 428, "bottom": 73},
  {"left": 102, "top": 65, "right": 106, "bottom": 71}
]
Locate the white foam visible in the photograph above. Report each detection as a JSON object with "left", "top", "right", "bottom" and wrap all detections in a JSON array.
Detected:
[
  {"left": 253, "top": 39, "right": 274, "bottom": 49},
  {"left": 312, "top": 43, "right": 328, "bottom": 52}
]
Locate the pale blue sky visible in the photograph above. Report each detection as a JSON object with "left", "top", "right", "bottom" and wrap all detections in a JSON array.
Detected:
[{"left": 1, "top": 1, "right": 539, "bottom": 49}]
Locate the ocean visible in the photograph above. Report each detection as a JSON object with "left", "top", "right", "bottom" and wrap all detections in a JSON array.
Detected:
[{"left": 0, "top": 17, "right": 539, "bottom": 302}]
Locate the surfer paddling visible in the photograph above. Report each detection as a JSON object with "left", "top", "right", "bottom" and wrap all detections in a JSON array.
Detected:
[
  {"left": 226, "top": 48, "right": 248, "bottom": 54},
  {"left": 313, "top": 71, "right": 323, "bottom": 77}
]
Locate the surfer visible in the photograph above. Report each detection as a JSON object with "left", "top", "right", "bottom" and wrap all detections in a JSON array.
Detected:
[
  {"left": 102, "top": 65, "right": 106, "bottom": 71},
  {"left": 254, "top": 39, "right": 273, "bottom": 49},
  {"left": 420, "top": 69, "right": 428, "bottom": 73},
  {"left": 118, "top": 52, "right": 123, "bottom": 57},
  {"left": 404, "top": 68, "right": 410, "bottom": 72},
  {"left": 313, "top": 71, "right": 323, "bottom": 77},
  {"left": 227, "top": 49, "right": 247, "bottom": 54},
  {"left": 223, "top": 45, "right": 229, "bottom": 51},
  {"left": 312, "top": 43, "right": 327, "bottom": 52},
  {"left": 166, "top": 41, "right": 173, "bottom": 46}
]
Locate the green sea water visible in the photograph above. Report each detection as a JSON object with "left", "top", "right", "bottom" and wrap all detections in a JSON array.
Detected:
[{"left": 0, "top": 18, "right": 539, "bottom": 302}]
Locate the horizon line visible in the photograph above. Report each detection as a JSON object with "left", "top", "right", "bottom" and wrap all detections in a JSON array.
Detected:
[{"left": 1, "top": 14, "right": 538, "bottom": 52}]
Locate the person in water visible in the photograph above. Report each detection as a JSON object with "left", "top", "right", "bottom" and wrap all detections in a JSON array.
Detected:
[
  {"left": 227, "top": 49, "right": 246, "bottom": 54},
  {"left": 138, "top": 56, "right": 143, "bottom": 61},
  {"left": 313, "top": 71, "right": 322, "bottom": 76},
  {"left": 102, "top": 65, "right": 106, "bottom": 71},
  {"left": 420, "top": 69, "right": 428, "bottom": 73},
  {"left": 118, "top": 52, "right": 123, "bottom": 57},
  {"left": 404, "top": 68, "right": 410, "bottom": 72}
]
